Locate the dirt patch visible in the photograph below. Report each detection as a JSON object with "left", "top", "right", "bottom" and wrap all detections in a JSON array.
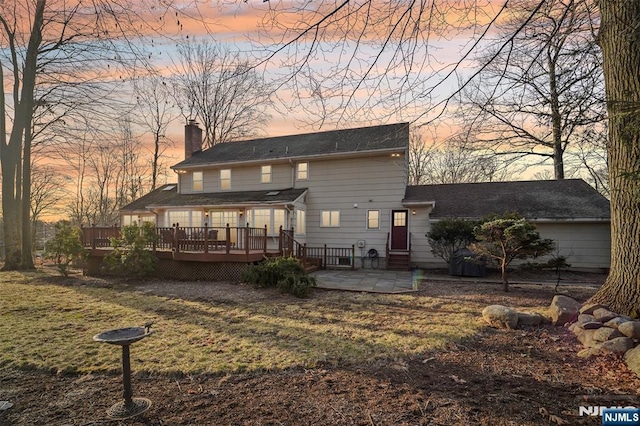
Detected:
[{"left": 1, "top": 272, "right": 636, "bottom": 425}]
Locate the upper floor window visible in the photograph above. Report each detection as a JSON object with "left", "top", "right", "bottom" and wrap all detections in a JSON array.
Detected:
[
  {"left": 320, "top": 210, "right": 340, "bottom": 228},
  {"left": 367, "top": 210, "right": 380, "bottom": 230},
  {"left": 261, "top": 165, "right": 272, "bottom": 183},
  {"left": 220, "top": 169, "right": 231, "bottom": 190},
  {"left": 192, "top": 171, "right": 203, "bottom": 192},
  {"left": 297, "top": 162, "right": 308, "bottom": 180}
]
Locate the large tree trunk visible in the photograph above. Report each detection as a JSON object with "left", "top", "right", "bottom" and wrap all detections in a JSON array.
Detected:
[
  {"left": 1, "top": 149, "right": 22, "bottom": 270},
  {"left": 589, "top": 0, "right": 640, "bottom": 316}
]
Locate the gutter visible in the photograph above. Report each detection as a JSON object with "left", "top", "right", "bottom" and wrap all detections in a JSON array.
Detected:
[{"left": 171, "top": 147, "right": 407, "bottom": 171}]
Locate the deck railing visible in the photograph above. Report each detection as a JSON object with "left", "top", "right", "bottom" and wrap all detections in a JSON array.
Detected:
[
  {"left": 82, "top": 223, "right": 270, "bottom": 254},
  {"left": 280, "top": 227, "right": 355, "bottom": 270},
  {"left": 81, "top": 224, "right": 355, "bottom": 268}
]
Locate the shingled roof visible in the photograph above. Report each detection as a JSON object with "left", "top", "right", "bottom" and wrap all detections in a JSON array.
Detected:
[
  {"left": 121, "top": 185, "right": 307, "bottom": 212},
  {"left": 403, "top": 179, "right": 610, "bottom": 220},
  {"left": 172, "top": 122, "right": 409, "bottom": 169}
]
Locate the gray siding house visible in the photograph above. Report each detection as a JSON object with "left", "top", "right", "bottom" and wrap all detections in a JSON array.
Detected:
[
  {"left": 120, "top": 121, "right": 411, "bottom": 269},
  {"left": 117, "top": 122, "right": 611, "bottom": 272}
]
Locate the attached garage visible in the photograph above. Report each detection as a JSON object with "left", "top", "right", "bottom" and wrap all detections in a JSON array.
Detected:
[{"left": 403, "top": 179, "right": 611, "bottom": 271}]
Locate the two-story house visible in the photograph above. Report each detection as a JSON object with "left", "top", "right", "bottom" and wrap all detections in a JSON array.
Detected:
[
  {"left": 116, "top": 121, "right": 411, "bottom": 273},
  {"left": 105, "top": 121, "right": 610, "bottom": 280}
]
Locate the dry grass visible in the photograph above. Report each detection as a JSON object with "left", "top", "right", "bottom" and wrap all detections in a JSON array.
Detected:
[{"left": 0, "top": 271, "right": 485, "bottom": 376}]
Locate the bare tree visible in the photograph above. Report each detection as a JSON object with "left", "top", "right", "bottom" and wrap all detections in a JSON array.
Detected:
[
  {"left": 460, "top": 0, "right": 605, "bottom": 180},
  {"left": 408, "top": 130, "right": 436, "bottom": 186},
  {"left": 135, "top": 75, "right": 176, "bottom": 190},
  {"left": 410, "top": 129, "right": 511, "bottom": 185},
  {"left": 172, "top": 41, "right": 273, "bottom": 147},
  {"left": 588, "top": 1, "right": 640, "bottom": 314},
  {"left": 252, "top": 0, "right": 638, "bottom": 312},
  {"left": 30, "top": 162, "right": 67, "bottom": 247},
  {"left": 0, "top": 0, "right": 163, "bottom": 270}
]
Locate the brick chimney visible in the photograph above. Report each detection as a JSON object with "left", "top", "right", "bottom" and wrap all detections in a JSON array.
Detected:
[{"left": 185, "top": 119, "right": 203, "bottom": 159}]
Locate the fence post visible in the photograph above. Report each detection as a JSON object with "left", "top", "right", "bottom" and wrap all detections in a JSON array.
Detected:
[
  {"left": 91, "top": 224, "right": 96, "bottom": 249},
  {"left": 351, "top": 244, "right": 356, "bottom": 270},
  {"left": 245, "top": 223, "right": 250, "bottom": 255},
  {"left": 263, "top": 225, "right": 268, "bottom": 254},
  {"left": 173, "top": 223, "right": 179, "bottom": 253},
  {"left": 303, "top": 243, "right": 307, "bottom": 267},
  {"left": 323, "top": 244, "right": 327, "bottom": 270},
  {"left": 204, "top": 222, "right": 209, "bottom": 254}
]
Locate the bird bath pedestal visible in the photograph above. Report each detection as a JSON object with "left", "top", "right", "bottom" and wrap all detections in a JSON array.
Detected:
[{"left": 93, "top": 326, "right": 154, "bottom": 419}]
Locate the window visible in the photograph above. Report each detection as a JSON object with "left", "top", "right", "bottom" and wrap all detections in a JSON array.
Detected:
[
  {"left": 220, "top": 169, "right": 231, "bottom": 190},
  {"left": 122, "top": 215, "right": 136, "bottom": 226},
  {"left": 192, "top": 171, "right": 203, "bottom": 192},
  {"left": 295, "top": 209, "right": 306, "bottom": 235},
  {"left": 168, "top": 210, "right": 203, "bottom": 227},
  {"left": 297, "top": 162, "right": 308, "bottom": 180},
  {"left": 320, "top": 210, "right": 340, "bottom": 228},
  {"left": 393, "top": 211, "right": 407, "bottom": 227},
  {"left": 208, "top": 211, "right": 238, "bottom": 228},
  {"left": 247, "top": 208, "right": 286, "bottom": 235},
  {"left": 261, "top": 165, "right": 272, "bottom": 183},
  {"left": 367, "top": 210, "right": 380, "bottom": 230}
]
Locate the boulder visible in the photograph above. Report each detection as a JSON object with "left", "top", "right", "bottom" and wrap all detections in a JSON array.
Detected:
[
  {"left": 580, "top": 303, "right": 609, "bottom": 315},
  {"left": 577, "top": 346, "right": 601, "bottom": 358},
  {"left": 579, "top": 338, "right": 634, "bottom": 358},
  {"left": 548, "top": 295, "right": 581, "bottom": 326},
  {"left": 482, "top": 305, "right": 519, "bottom": 329},
  {"left": 592, "top": 327, "right": 624, "bottom": 342},
  {"left": 577, "top": 313, "right": 598, "bottom": 324},
  {"left": 568, "top": 322, "right": 584, "bottom": 335},
  {"left": 604, "top": 317, "right": 631, "bottom": 329},
  {"left": 517, "top": 312, "right": 544, "bottom": 327},
  {"left": 600, "top": 337, "right": 634, "bottom": 354},
  {"left": 593, "top": 308, "right": 618, "bottom": 323},
  {"left": 618, "top": 321, "right": 640, "bottom": 339},
  {"left": 582, "top": 321, "right": 604, "bottom": 330},
  {"left": 624, "top": 346, "right": 640, "bottom": 378},
  {"left": 576, "top": 329, "right": 599, "bottom": 348}
]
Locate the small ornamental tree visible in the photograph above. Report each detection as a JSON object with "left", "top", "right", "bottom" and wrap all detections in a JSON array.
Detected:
[
  {"left": 472, "top": 215, "right": 554, "bottom": 292},
  {"left": 426, "top": 218, "right": 478, "bottom": 264},
  {"left": 103, "top": 222, "right": 159, "bottom": 278},
  {"left": 44, "top": 221, "right": 88, "bottom": 277}
]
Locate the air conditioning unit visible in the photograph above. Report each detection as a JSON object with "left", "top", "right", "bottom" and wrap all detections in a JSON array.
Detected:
[{"left": 356, "top": 240, "right": 366, "bottom": 248}]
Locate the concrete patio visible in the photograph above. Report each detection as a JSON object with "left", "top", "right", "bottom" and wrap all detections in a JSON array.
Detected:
[{"left": 311, "top": 269, "right": 423, "bottom": 293}]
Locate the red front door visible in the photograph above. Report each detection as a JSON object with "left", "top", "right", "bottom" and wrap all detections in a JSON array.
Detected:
[{"left": 391, "top": 210, "right": 408, "bottom": 250}]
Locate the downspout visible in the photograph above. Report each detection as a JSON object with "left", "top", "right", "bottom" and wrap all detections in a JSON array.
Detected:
[{"left": 289, "top": 159, "right": 295, "bottom": 188}]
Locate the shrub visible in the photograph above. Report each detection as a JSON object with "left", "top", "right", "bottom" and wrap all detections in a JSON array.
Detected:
[
  {"left": 426, "top": 218, "right": 478, "bottom": 264},
  {"left": 472, "top": 213, "right": 554, "bottom": 292},
  {"left": 242, "top": 256, "right": 316, "bottom": 297},
  {"left": 44, "top": 221, "right": 88, "bottom": 276},
  {"left": 102, "top": 222, "right": 159, "bottom": 277}
]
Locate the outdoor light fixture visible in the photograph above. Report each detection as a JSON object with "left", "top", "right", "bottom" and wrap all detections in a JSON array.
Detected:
[{"left": 412, "top": 210, "right": 416, "bottom": 215}]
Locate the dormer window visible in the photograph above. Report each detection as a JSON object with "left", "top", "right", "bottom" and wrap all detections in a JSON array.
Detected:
[
  {"left": 261, "top": 165, "right": 272, "bottom": 183},
  {"left": 192, "top": 171, "right": 203, "bottom": 192},
  {"left": 297, "top": 162, "right": 308, "bottom": 180}
]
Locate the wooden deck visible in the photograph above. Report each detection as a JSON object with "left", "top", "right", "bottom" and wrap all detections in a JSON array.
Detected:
[{"left": 82, "top": 225, "right": 357, "bottom": 270}]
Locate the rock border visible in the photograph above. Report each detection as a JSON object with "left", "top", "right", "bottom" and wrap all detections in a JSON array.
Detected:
[{"left": 482, "top": 296, "right": 640, "bottom": 377}]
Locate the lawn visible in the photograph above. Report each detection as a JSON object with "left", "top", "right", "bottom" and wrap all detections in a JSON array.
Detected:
[
  {"left": 0, "top": 271, "right": 483, "bottom": 376},
  {"left": 3, "top": 269, "right": 639, "bottom": 425}
]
